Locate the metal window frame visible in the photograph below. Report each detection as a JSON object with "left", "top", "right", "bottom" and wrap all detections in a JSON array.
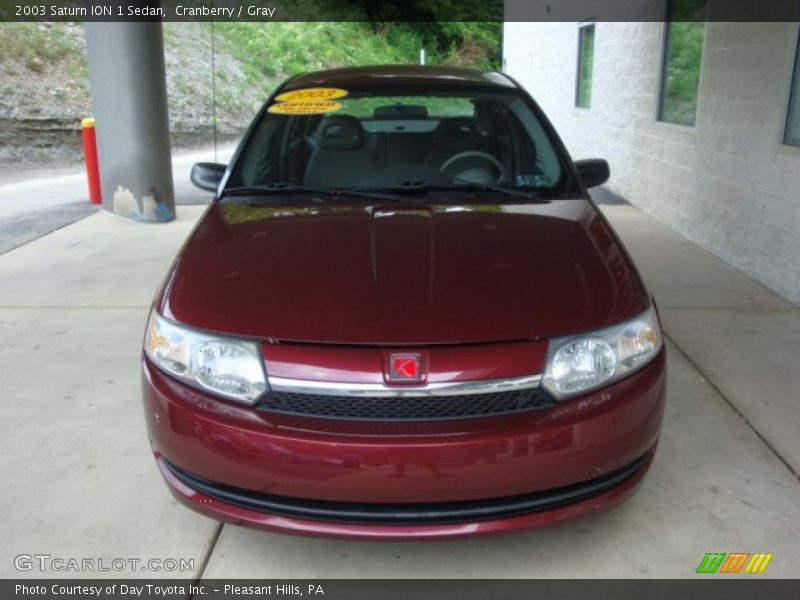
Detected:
[
  {"left": 575, "top": 23, "right": 596, "bottom": 109},
  {"left": 657, "top": 11, "right": 673, "bottom": 123},
  {"left": 783, "top": 28, "right": 800, "bottom": 147}
]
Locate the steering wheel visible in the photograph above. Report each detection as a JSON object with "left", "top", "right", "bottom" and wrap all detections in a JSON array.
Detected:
[{"left": 440, "top": 151, "right": 505, "bottom": 184}]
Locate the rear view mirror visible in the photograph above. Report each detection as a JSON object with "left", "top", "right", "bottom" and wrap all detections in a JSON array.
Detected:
[
  {"left": 190, "top": 162, "right": 227, "bottom": 192},
  {"left": 574, "top": 159, "right": 610, "bottom": 189}
]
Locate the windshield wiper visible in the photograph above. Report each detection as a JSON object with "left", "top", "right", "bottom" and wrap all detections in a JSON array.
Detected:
[
  {"left": 449, "top": 179, "right": 553, "bottom": 201},
  {"left": 348, "top": 181, "right": 551, "bottom": 203},
  {"left": 222, "top": 183, "right": 401, "bottom": 202}
]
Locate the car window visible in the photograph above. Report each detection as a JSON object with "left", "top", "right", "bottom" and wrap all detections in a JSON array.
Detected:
[
  {"left": 338, "top": 96, "right": 475, "bottom": 118},
  {"left": 228, "top": 86, "right": 567, "bottom": 196}
]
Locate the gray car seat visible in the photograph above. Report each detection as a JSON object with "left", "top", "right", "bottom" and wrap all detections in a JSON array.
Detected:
[{"left": 304, "top": 115, "right": 375, "bottom": 188}]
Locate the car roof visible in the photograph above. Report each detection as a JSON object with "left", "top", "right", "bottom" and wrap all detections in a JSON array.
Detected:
[{"left": 281, "top": 65, "right": 517, "bottom": 92}]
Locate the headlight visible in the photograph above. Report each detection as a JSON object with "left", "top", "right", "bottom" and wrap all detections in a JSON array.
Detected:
[
  {"left": 144, "top": 311, "right": 267, "bottom": 404},
  {"left": 543, "top": 304, "right": 662, "bottom": 399}
]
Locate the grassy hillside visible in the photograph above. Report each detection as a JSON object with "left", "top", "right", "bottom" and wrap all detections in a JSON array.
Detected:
[
  {"left": 0, "top": 21, "right": 499, "bottom": 161},
  {"left": 0, "top": 22, "right": 89, "bottom": 121},
  {"left": 0, "top": 21, "right": 499, "bottom": 169},
  {"left": 216, "top": 21, "right": 500, "bottom": 94}
]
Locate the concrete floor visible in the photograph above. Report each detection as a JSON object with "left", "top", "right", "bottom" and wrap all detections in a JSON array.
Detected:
[
  {"left": 0, "top": 145, "right": 235, "bottom": 254},
  {"left": 0, "top": 202, "right": 798, "bottom": 579}
]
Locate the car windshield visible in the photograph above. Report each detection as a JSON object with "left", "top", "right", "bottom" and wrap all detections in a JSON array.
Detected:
[{"left": 226, "top": 85, "right": 570, "bottom": 199}]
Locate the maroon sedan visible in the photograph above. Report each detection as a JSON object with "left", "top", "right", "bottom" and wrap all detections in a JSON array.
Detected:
[{"left": 142, "top": 66, "right": 665, "bottom": 540}]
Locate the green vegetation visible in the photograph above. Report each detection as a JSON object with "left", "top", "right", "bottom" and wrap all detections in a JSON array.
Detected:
[
  {"left": 0, "top": 18, "right": 500, "bottom": 135},
  {"left": 659, "top": 0, "right": 706, "bottom": 126},
  {"left": 0, "top": 22, "right": 89, "bottom": 120},
  {"left": 0, "top": 22, "right": 84, "bottom": 70},
  {"left": 660, "top": 21, "right": 704, "bottom": 126},
  {"left": 0, "top": 23, "right": 70, "bottom": 62},
  {"left": 337, "top": 96, "right": 474, "bottom": 118},
  {"left": 215, "top": 20, "right": 501, "bottom": 96},
  {"left": 576, "top": 24, "right": 594, "bottom": 108}
]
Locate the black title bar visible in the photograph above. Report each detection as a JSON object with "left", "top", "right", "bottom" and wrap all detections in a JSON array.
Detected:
[
  {"left": 1, "top": 0, "right": 800, "bottom": 22},
  {"left": 4, "top": 579, "right": 800, "bottom": 600}
]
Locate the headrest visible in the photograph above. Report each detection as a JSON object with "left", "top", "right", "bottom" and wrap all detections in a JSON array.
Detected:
[
  {"left": 318, "top": 115, "right": 365, "bottom": 150},
  {"left": 373, "top": 104, "right": 428, "bottom": 120},
  {"left": 433, "top": 117, "right": 480, "bottom": 151}
]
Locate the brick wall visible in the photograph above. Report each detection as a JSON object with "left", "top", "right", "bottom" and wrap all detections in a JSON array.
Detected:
[{"left": 504, "top": 21, "right": 800, "bottom": 305}]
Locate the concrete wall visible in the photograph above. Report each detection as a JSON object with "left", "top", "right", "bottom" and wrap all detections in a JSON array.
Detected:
[{"left": 504, "top": 21, "right": 800, "bottom": 305}]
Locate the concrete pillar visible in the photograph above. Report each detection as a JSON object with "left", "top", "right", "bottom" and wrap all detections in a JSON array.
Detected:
[{"left": 85, "top": 22, "right": 175, "bottom": 222}]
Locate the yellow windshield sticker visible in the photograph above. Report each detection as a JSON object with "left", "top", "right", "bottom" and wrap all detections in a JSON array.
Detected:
[
  {"left": 274, "top": 87, "right": 348, "bottom": 102},
  {"left": 267, "top": 100, "right": 343, "bottom": 115}
]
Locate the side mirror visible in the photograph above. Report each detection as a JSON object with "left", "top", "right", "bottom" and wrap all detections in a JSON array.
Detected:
[
  {"left": 574, "top": 159, "right": 610, "bottom": 189},
  {"left": 190, "top": 162, "right": 227, "bottom": 192}
]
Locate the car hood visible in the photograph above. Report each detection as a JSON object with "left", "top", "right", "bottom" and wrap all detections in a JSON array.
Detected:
[{"left": 158, "top": 199, "right": 649, "bottom": 345}]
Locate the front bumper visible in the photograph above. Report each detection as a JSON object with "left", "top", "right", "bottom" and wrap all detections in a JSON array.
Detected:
[
  {"left": 157, "top": 449, "right": 653, "bottom": 540},
  {"left": 142, "top": 348, "right": 665, "bottom": 540}
]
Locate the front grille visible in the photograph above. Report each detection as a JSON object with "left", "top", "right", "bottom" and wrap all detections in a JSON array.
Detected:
[
  {"left": 263, "top": 414, "right": 531, "bottom": 436},
  {"left": 256, "top": 387, "right": 554, "bottom": 421},
  {"left": 163, "top": 453, "right": 651, "bottom": 525}
]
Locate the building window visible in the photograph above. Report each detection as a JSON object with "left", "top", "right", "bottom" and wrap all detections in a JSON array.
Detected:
[
  {"left": 575, "top": 24, "right": 595, "bottom": 108},
  {"left": 785, "top": 32, "right": 800, "bottom": 147},
  {"left": 658, "top": 0, "right": 707, "bottom": 126}
]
